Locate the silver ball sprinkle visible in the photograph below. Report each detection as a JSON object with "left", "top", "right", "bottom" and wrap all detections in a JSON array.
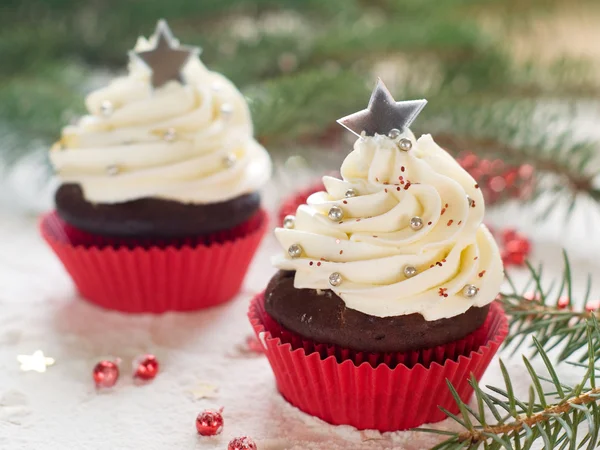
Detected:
[
  {"left": 410, "top": 216, "right": 424, "bottom": 231},
  {"left": 223, "top": 153, "right": 237, "bottom": 168},
  {"left": 463, "top": 284, "right": 479, "bottom": 298},
  {"left": 403, "top": 265, "right": 418, "bottom": 278},
  {"left": 388, "top": 128, "right": 401, "bottom": 139},
  {"left": 283, "top": 215, "right": 296, "bottom": 229},
  {"left": 398, "top": 138, "right": 412, "bottom": 151},
  {"left": 344, "top": 188, "right": 357, "bottom": 198},
  {"left": 328, "top": 205, "right": 344, "bottom": 222},
  {"left": 328, "top": 272, "right": 342, "bottom": 287},
  {"left": 100, "top": 100, "right": 114, "bottom": 117},
  {"left": 288, "top": 244, "right": 303, "bottom": 258},
  {"left": 220, "top": 103, "right": 233, "bottom": 117},
  {"left": 106, "top": 165, "right": 120, "bottom": 176},
  {"left": 163, "top": 128, "right": 176, "bottom": 142}
]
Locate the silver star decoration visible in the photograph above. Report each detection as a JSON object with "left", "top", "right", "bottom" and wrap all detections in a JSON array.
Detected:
[
  {"left": 17, "top": 351, "right": 55, "bottom": 373},
  {"left": 133, "top": 19, "right": 200, "bottom": 89},
  {"left": 337, "top": 78, "right": 427, "bottom": 137}
]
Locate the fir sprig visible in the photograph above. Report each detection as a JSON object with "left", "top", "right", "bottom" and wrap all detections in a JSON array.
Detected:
[
  {"left": 500, "top": 251, "right": 600, "bottom": 363},
  {"left": 416, "top": 327, "right": 600, "bottom": 449}
]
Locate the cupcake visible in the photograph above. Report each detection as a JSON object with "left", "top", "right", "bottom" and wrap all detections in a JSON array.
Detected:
[
  {"left": 41, "top": 20, "right": 271, "bottom": 313},
  {"left": 249, "top": 79, "right": 507, "bottom": 431}
]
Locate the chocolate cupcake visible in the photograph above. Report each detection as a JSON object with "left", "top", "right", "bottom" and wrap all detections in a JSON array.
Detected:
[
  {"left": 249, "top": 79, "right": 507, "bottom": 431},
  {"left": 50, "top": 20, "right": 271, "bottom": 238},
  {"left": 267, "top": 82, "right": 502, "bottom": 353},
  {"left": 41, "top": 20, "right": 270, "bottom": 313}
]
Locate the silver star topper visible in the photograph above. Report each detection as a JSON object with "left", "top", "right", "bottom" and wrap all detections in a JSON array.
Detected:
[
  {"left": 337, "top": 79, "right": 427, "bottom": 137},
  {"left": 133, "top": 19, "right": 200, "bottom": 89}
]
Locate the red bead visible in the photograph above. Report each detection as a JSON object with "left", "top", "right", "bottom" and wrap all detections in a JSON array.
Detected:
[
  {"left": 133, "top": 354, "right": 159, "bottom": 381},
  {"left": 585, "top": 300, "right": 600, "bottom": 312},
  {"left": 196, "top": 409, "right": 224, "bottom": 436},
  {"left": 557, "top": 296, "right": 570, "bottom": 310},
  {"left": 93, "top": 361, "right": 119, "bottom": 388},
  {"left": 228, "top": 437, "right": 257, "bottom": 450}
]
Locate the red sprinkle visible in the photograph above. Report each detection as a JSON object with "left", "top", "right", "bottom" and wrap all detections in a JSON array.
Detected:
[
  {"left": 309, "top": 262, "right": 313, "bottom": 266},
  {"left": 343, "top": 200, "right": 348, "bottom": 204},
  {"left": 339, "top": 250, "right": 343, "bottom": 255},
  {"left": 428, "top": 221, "right": 432, "bottom": 225},
  {"left": 442, "top": 259, "right": 446, "bottom": 262},
  {"left": 474, "top": 256, "right": 479, "bottom": 260},
  {"left": 356, "top": 219, "right": 361, "bottom": 222},
  {"left": 397, "top": 187, "right": 401, "bottom": 191},
  {"left": 475, "top": 184, "right": 479, "bottom": 188},
  {"left": 438, "top": 288, "right": 448, "bottom": 298},
  {"left": 445, "top": 203, "right": 449, "bottom": 208},
  {"left": 317, "top": 262, "right": 321, "bottom": 266},
  {"left": 404, "top": 182, "right": 411, "bottom": 190},
  {"left": 436, "top": 262, "right": 442, "bottom": 267},
  {"left": 384, "top": 189, "right": 388, "bottom": 193},
  {"left": 479, "top": 270, "right": 486, "bottom": 278},
  {"left": 401, "top": 166, "right": 405, "bottom": 172},
  {"left": 373, "top": 235, "right": 378, "bottom": 238},
  {"left": 441, "top": 208, "right": 446, "bottom": 215},
  {"left": 430, "top": 264, "right": 435, "bottom": 268},
  {"left": 447, "top": 220, "right": 454, "bottom": 226}
]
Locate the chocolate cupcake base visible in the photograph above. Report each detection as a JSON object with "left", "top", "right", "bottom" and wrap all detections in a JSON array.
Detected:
[
  {"left": 55, "top": 183, "right": 261, "bottom": 238},
  {"left": 265, "top": 270, "right": 490, "bottom": 353}
]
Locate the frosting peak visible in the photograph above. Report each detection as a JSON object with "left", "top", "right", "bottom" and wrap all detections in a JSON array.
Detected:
[
  {"left": 273, "top": 131, "right": 503, "bottom": 321},
  {"left": 50, "top": 23, "right": 271, "bottom": 205}
]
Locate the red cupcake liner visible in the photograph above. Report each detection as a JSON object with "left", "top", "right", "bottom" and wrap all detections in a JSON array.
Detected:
[
  {"left": 278, "top": 181, "right": 325, "bottom": 224},
  {"left": 41, "top": 210, "right": 268, "bottom": 313},
  {"left": 249, "top": 292, "right": 508, "bottom": 431}
]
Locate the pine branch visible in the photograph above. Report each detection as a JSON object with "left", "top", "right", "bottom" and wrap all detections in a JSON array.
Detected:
[
  {"left": 433, "top": 133, "right": 599, "bottom": 198},
  {"left": 500, "top": 251, "right": 600, "bottom": 363},
  {"left": 415, "top": 326, "right": 600, "bottom": 449}
]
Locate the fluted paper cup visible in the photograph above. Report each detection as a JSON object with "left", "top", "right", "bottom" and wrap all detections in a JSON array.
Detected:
[
  {"left": 249, "top": 291, "right": 507, "bottom": 431},
  {"left": 41, "top": 210, "right": 267, "bottom": 313}
]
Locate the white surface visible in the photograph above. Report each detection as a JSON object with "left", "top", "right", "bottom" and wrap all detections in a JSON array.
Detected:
[{"left": 0, "top": 160, "right": 599, "bottom": 449}]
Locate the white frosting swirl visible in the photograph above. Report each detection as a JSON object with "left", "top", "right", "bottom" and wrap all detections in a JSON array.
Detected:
[
  {"left": 50, "top": 34, "right": 271, "bottom": 204},
  {"left": 273, "top": 131, "right": 503, "bottom": 321}
]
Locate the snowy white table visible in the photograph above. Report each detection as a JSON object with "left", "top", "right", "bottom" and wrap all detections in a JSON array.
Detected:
[{"left": 0, "top": 170, "right": 599, "bottom": 450}]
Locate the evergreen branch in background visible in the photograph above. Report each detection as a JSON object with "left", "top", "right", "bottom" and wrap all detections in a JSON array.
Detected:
[
  {"left": 1, "top": 0, "right": 599, "bottom": 174},
  {"left": 416, "top": 327, "right": 600, "bottom": 449}
]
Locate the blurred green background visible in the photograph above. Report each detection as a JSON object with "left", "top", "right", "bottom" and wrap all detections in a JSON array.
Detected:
[{"left": 1, "top": 0, "right": 600, "bottom": 209}]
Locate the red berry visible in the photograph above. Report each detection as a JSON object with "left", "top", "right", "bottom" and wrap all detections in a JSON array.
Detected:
[
  {"left": 557, "top": 296, "right": 570, "bottom": 310},
  {"left": 585, "top": 300, "right": 600, "bottom": 312},
  {"left": 501, "top": 229, "right": 518, "bottom": 244}
]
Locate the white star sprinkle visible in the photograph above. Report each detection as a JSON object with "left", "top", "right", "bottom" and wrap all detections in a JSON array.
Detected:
[{"left": 17, "top": 351, "right": 55, "bottom": 373}]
